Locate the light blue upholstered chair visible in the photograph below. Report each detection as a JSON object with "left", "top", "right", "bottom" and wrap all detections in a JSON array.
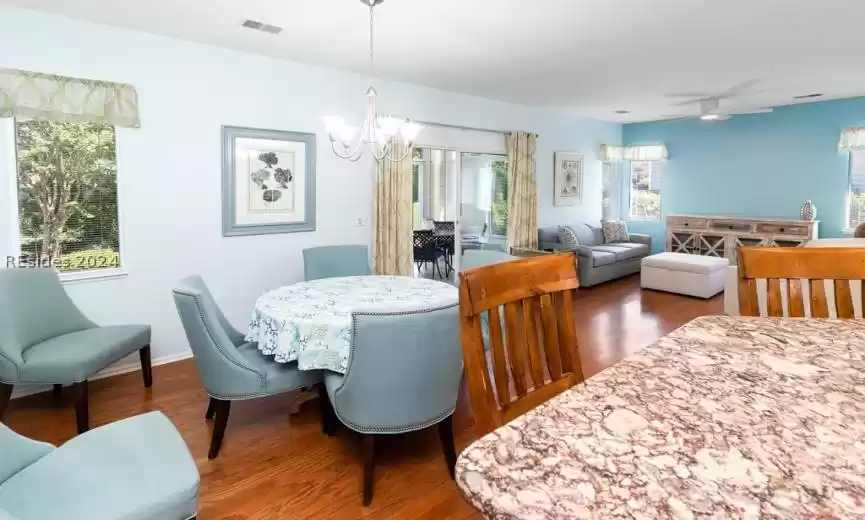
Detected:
[
  {"left": 0, "top": 412, "right": 199, "bottom": 520},
  {"left": 172, "top": 275, "right": 324, "bottom": 459},
  {"left": 0, "top": 269, "right": 152, "bottom": 433},
  {"left": 303, "top": 245, "right": 371, "bottom": 281},
  {"left": 322, "top": 303, "right": 462, "bottom": 505}
]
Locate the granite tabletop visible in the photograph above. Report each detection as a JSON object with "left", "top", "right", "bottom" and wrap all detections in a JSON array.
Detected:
[{"left": 455, "top": 316, "right": 865, "bottom": 519}]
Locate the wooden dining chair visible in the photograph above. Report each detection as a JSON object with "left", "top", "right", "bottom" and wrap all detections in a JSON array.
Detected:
[
  {"left": 738, "top": 247, "right": 865, "bottom": 318},
  {"left": 458, "top": 252, "right": 585, "bottom": 435}
]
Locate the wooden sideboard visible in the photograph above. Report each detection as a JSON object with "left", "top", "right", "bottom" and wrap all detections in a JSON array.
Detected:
[{"left": 666, "top": 215, "right": 819, "bottom": 265}]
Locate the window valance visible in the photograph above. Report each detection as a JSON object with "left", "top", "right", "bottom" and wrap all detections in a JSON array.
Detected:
[
  {"left": 600, "top": 144, "right": 668, "bottom": 162},
  {"left": 0, "top": 68, "right": 140, "bottom": 128},
  {"left": 839, "top": 127, "right": 865, "bottom": 152}
]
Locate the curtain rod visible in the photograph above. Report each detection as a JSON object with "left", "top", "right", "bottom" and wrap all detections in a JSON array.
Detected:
[{"left": 415, "top": 120, "right": 539, "bottom": 138}]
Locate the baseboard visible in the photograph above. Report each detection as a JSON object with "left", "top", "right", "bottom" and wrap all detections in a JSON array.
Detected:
[{"left": 10, "top": 350, "right": 194, "bottom": 399}]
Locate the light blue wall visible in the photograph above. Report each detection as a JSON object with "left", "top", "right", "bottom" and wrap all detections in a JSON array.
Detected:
[{"left": 623, "top": 97, "right": 865, "bottom": 252}]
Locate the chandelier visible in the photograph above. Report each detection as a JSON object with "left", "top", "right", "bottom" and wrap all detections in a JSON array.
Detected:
[{"left": 323, "top": 0, "right": 422, "bottom": 163}]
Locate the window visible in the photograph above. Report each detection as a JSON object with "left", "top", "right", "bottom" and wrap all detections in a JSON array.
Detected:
[
  {"left": 490, "top": 159, "right": 508, "bottom": 236},
  {"left": 848, "top": 150, "right": 865, "bottom": 230},
  {"left": 628, "top": 160, "right": 661, "bottom": 220},
  {"left": 12, "top": 120, "right": 121, "bottom": 273}
]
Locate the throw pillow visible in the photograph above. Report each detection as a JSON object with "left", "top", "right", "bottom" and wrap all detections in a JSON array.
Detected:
[
  {"left": 602, "top": 220, "right": 630, "bottom": 243},
  {"left": 558, "top": 225, "right": 580, "bottom": 248}
]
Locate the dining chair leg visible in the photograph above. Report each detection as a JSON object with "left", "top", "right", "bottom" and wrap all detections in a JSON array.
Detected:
[
  {"left": 139, "top": 345, "right": 153, "bottom": 388},
  {"left": 317, "top": 384, "right": 336, "bottom": 436},
  {"left": 72, "top": 381, "right": 89, "bottom": 434},
  {"left": 437, "top": 415, "right": 457, "bottom": 479},
  {"left": 205, "top": 397, "right": 217, "bottom": 420},
  {"left": 362, "top": 434, "right": 376, "bottom": 506},
  {"left": 435, "top": 257, "right": 444, "bottom": 279},
  {"left": 208, "top": 399, "right": 231, "bottom": 460},
  {"left": 52, "top": 384, "right": 63, "bottom": 397},
  {"left": 0, "top": 383, "right": 12, "bottom": 420}
]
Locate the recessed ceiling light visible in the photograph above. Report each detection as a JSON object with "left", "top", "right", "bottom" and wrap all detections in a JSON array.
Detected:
[
  {"left": 242, "top": 19, "right": 283, "bottom": 34},
  {"left": 700, "top": 114, "right": 720, "bottom": 121},
  {"left": 793, "top": 93, "right": 823, "bottom": 99},
  {"left": 614, "top": 110, "right": 630, "bottom": 114}
]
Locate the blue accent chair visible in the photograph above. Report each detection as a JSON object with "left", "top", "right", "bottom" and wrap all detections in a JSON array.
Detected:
[
  {"left": 0, "top": 269, "right": 152, "bottom": 433},
  {"left": 321, "top": 303, "right": 463, "bottom": 505},
  {"left": 0, "top": 412, "right": 199, "bottom": 520},
  {"left": 303, "top": 245, "right": 371, "bottom": 281},
  {"left": 172, "top": 276, "right": 323, "bottom": 459}
]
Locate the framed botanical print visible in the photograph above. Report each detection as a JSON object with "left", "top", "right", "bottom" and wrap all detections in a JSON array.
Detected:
[
  {"left": 222, "top": 126, "right": 316, "bottom": 236},
  {"left": 554, "top": 152, "right": 584, "bottom": 206}
]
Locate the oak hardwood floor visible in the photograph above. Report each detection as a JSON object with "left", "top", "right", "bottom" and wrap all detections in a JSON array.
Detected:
[{"left": 2, "top": 275, "right": 722, "bottom": 519}]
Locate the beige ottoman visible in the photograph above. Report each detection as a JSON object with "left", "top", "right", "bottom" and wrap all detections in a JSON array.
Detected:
[{"left": 641, "top": 252, "right": 729, "bottom": 298}]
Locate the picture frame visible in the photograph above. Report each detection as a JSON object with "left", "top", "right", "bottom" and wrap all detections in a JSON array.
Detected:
[
  {"left": 222, "top": 126, "right": 316, "bottom": 236},
  {"left": 553, "top": 152, "right": 584, "bottom": 206}
]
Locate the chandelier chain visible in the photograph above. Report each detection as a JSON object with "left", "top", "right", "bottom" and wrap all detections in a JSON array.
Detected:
[{"left": 368, "top": 2, "right": 375, "bottom": 79}]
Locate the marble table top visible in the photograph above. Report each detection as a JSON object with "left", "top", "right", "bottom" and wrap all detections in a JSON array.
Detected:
[{"left": 455, "top": 316, "right": 865, "bottom": 519}]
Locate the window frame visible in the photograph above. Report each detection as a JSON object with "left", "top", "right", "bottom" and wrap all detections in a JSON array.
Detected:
[
  {"left": 0, "top": 117, "right": 127, "bottom": 283},
  {"left": 627, "top": 160, "right": 662, "bottom": 221},
  {"left": 846, "top": 150, "right": 865, "bottom": 233}
]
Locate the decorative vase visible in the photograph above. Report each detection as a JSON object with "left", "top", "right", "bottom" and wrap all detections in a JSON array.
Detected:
[{"left": 800, "top": 200, "right": 817, "bottom": 221}]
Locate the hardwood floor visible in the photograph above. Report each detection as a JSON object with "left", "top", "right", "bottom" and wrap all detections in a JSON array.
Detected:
[{"left": 2, "top": 275, "right": 722, "bottom": 519}]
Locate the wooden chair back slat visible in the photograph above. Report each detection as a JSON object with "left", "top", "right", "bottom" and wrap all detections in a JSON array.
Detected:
[
  {"left": 835, "top": 280, "right": 855, "bottom": 318},
  {"left": 738, "top": 247, "right": 865, "bottom": 318},
  {"left": 486, "top": 306, "right": 511, "bottom": 408},
  {"left": 555, "top": 289, "right": 581, "bottom": 377},
  {"left": 766, "top": 278, "right": 783, "bottom": 317},
  {"left": 788, "top": 279, "right": 806, "bottom": 317},
  {"left": 521, "top": 301, "right": 545, "bottom": 389},
  {"left": 458, "top": 252, "right": 585, "bottom": 435},
  {"left": 738, "top": 278, "right": 759, "bottom": 316},
  {"left": 538, "top": 294, "right": 563, "bottom": 380}
]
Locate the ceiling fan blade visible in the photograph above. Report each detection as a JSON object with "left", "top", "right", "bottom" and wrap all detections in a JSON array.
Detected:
[
  {"left": 665, "top": 93, "right": 715, "bottom": 98},
  {"left": 670, "top": 97, "right": 715, "bottom": 107},
  {"left": 724, "top": 107, "right": 773, "bottom": 115},
  {"left": 720, "top": 78, "right": 760, "bottom": 97},
  {"left": 660, "top": 114, "right": 694, "bottom": 121}
]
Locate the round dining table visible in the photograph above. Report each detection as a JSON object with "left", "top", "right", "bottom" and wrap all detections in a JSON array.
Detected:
[{"left": 245, "top": 275, "right": 458, "bottom": 374}]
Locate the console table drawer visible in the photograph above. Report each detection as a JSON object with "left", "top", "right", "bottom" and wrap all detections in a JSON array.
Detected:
[
  {"left": 756, "top": 223, "right": 809, "bottom": 236},
  {"left": 669, "top": 217, "right": 708, "bottom": 229}
]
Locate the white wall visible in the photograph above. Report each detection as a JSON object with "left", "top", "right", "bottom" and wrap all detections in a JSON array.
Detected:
[{"left": 0, "top": 7, "right": 621, "bottom": 370}]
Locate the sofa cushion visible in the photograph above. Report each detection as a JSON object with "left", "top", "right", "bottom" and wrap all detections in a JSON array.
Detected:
[
  {"left": 590, "top": 250, "right": 617, "bottom": 267},
  {"left": 0, "top": 412, "right": 199, "bottom": 520},
  {"left": 20, "top": 325, "right": 151, "bottom": 384},
  {"left": 602, "top": 220, "right": 630, "bottom": 243},
  {"left": 590, "top": 243, "right": 648, "bottom": 262},
  {"left": 558, "top": 226, "right": 580, "bottom": 248},
  {"left": 641, "top": 252, "right": 729, "bottom": 274},
  {"left": 570, "top": 223, "right": 599, "bottom": 246},
  {"left": 537, "top": 227, "right": 561, "bottom": 246}
]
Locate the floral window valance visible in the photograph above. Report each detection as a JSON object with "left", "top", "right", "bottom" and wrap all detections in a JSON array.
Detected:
[
  {"left": 839, "top": 127, "right": 865, "bottom": 152},
  {"left": 0, "top": 68, "right": 140, "bottom": 128},
  {"left": 600, "top": 144, "right": 668, "bottom": 162}
]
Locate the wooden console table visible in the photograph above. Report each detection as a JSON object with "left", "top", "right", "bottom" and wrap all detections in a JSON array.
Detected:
[{"left": 666, "top": 215, "right": 819, "bottom": 265}]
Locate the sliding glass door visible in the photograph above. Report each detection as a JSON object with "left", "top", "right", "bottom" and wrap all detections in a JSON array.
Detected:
[{"left": 411, "top": 148, "right": 509, "bottom": 282}]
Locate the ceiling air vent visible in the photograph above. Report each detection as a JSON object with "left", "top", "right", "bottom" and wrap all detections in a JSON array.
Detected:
[
  {"left": 793, "top": 93, "right": 823, "bottom": 99},
  {"left": 242, "top": 20, "right": 283, "bottom": 35}
]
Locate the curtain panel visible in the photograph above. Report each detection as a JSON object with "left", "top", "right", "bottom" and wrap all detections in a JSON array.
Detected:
[
  {"left": 372, "top": 139, "right": 414, "bottom": 276},
  {"left": 506, "top": 131, "right": 538, "bottom": 251},
  {"left": 600, "top": 144, "right": 668, "bottom": 162},
  {"left": 839, "top": 127, "right": 865, "bottom": 152},
  {"left": 0, "top": 68, "right": 140, "bottom": 128}
]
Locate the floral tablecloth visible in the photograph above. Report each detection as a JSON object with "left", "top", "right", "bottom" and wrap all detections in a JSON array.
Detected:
[{"left": 246, "top": 275, "right": 458, "bottom": 374}]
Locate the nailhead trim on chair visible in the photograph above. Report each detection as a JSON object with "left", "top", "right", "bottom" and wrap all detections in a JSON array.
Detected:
[
  {"left": 172, "top": 289, "right": 266, "bottom": 389},
  {"left": 331, "top": 302, "right": 461, "bottom": 434}
]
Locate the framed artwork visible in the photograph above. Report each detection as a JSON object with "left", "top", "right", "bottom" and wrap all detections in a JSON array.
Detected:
[
  {"left": 554, "top": 152, "right": 584, "bottom": 206},
  {"left": 222, "top": 126, "right": 316, "bottom": 236}
]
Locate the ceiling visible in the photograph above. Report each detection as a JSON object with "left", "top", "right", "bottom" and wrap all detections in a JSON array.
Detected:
[{"left": 5, "top": 0, "right": 865, "bottom": 122}]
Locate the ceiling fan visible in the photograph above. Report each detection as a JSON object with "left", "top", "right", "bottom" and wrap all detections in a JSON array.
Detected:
[{"left": 663, "top": 79, "right": 773, "bottom": 121}]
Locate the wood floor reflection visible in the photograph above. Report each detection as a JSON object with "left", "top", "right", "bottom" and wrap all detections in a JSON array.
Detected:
[{"left": 3, "top": 275, "right": 722, "bottom": 520}]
